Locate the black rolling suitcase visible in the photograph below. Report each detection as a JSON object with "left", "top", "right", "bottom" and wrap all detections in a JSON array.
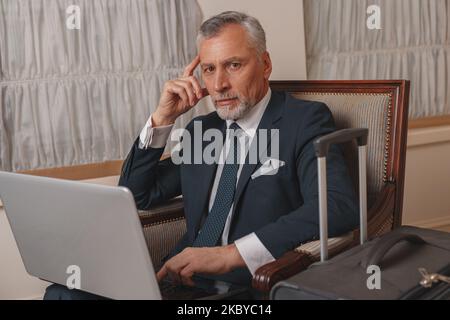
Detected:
[{"left": 271, "top": 129, "right": 450, "bottom": 300}]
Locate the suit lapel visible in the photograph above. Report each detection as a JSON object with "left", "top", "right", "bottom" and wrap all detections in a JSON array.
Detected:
[{"left": 233, "top": 91, "right": 285, "bottom": 210}]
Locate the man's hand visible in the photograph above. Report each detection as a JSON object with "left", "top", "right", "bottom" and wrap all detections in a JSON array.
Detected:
[
  {"left": 152, "top": 55, "right": 209, "bottom": 127},
  {"left": 156, "top": 244, "right": 246, "bottom": 286}
]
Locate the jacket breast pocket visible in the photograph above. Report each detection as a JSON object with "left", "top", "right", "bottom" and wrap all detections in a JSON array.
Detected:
[{"left": 250, "top": 162, "right": 293, "bottom": 182}]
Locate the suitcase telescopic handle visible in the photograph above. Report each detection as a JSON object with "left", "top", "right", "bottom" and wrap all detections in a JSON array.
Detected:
[
  {"left": 362, "top": 232, "right": 427, "bottom": 268},
  {"left": 314, "top": 128, "right": 369, "bottom": 262}
]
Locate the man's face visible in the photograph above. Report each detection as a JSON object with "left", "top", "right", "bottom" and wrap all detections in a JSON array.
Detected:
[{"left": 199, "top": 24, "right": 272, "bottom": 120}]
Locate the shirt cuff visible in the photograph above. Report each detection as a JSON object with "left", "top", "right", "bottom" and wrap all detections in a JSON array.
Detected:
[
  {"left": 138, "top": 115, "right": 173, "bottom": 149},
  {"left": 234, "top": 233, "right": 275, "bottom": 276}
]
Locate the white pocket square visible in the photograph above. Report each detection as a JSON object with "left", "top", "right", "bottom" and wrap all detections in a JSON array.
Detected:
[{"left": 251, "top": 158, "right": 285, "bottom": 179}]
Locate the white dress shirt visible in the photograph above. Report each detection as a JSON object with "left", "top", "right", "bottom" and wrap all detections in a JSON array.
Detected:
[{"left": 138, "top": 89, "right": 275, "bottom": 275}]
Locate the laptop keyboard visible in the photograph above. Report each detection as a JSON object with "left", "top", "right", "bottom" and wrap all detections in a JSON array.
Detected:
[{"left": 159, "top": 278, "right": 217, "bottom": 300}]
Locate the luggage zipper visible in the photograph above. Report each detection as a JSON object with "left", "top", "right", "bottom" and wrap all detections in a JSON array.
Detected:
[
  {"left": 400, "top": 264, "right": 450, "bottom": 300},
  {"left": 418, "top": 267, "right": 450, "bottom": 288}
]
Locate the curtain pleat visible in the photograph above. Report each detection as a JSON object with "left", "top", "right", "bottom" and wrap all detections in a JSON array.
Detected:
[
  {"left": 304, "top": 0, "right": 450, "bottom": 119},
  {"left": 0, "top": 0, "right": 208, "bottom": 171}
]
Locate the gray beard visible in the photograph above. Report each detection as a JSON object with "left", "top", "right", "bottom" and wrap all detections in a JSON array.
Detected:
[{"left": 215, "top": 99, "right": 253, "bottom": 121}]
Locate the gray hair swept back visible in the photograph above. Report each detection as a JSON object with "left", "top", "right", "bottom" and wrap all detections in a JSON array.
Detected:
[{"left": 197, "top": 11, "right": 267, "bottom": 55}]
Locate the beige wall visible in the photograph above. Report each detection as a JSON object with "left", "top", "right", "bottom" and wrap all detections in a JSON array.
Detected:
[
  {"left": 197, "top": 0, "right": 307, "bottom": 80},
  {"left": 402, "top": 125, "right": 450, "bottom": 231}
]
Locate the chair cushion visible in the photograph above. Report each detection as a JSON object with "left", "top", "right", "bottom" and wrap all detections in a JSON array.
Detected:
[{"left": 295, "top": 232, "right": 354, "bottom": 260}]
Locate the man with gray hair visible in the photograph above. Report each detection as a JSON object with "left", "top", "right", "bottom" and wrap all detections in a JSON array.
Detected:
[
  {"left": 126, "top": 10, "right": 357, "bottom": 287},
  {"left": 45, "top": 11, "right": 358, "bottom": 299}
]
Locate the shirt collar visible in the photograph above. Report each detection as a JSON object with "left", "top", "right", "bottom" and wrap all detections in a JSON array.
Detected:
[{"left": 226, "top": 88, "right": 272, "bottom": 140}]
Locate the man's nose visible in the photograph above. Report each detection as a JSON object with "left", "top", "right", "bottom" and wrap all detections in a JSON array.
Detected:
[{"left": 213, "top": 69, "right": 230, "bottom": 93}]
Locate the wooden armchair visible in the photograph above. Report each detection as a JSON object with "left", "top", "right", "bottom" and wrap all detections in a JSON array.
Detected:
[{"left": 137, "top": 80, "right": 410, "bottom": 295}]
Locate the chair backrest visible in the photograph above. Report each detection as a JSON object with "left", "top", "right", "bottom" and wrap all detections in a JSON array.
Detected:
[{"left": 270, "top": 80, "right": 410, "bottom": 236}]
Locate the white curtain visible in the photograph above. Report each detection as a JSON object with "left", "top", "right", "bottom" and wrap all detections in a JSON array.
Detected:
[
  {"left": 304, "top": 0, "right": 450, "bottom": 119},
  {"left": 0, "top": 0, "right": 209, "bottom": 171}
]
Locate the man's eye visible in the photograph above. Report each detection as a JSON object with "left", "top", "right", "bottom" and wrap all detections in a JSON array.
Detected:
[
  {"left": 230, "top": 62, "right": 241, "bottom": 70},
  {"left": 203, "top": 66, "right": 214, "bottom": 73}
]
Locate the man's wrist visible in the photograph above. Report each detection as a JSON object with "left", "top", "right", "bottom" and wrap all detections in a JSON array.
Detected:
[
  {"left": 224, "top": 244, "right": 246, "bottom": 270},
  {"left": 152, "top": 111, "right": 176, "bottom": 127}
]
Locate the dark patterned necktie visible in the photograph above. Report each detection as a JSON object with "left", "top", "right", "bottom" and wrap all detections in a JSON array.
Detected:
[{"left": 193, "top": 122, "right": 241, "bottom": 247}]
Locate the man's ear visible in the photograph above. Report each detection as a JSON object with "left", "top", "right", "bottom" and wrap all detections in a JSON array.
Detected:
[{"left": 262, "top": 51, "right": 272, "bottom": 80}]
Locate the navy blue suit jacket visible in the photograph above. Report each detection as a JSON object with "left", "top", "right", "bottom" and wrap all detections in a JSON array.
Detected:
[{"left": 119, "top": 91, "right": 358, "bottom": 286}]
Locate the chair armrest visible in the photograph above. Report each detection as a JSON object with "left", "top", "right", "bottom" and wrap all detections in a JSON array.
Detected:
[
  {"left": 138, "top": 197, "right": 185, "bottom": 226},
  {"left": 252, "top": 251, "right": 314, "bottom": 294},
  {"left": 252, "top": 183, "right": 397, "bottom": 294}
]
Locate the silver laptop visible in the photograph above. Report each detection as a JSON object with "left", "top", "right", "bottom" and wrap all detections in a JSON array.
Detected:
[{"left": 0, "top": 171, "right": 165, "bottom": 299}]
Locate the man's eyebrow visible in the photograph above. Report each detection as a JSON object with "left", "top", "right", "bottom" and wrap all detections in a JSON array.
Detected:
[
  {"left": 223, "top": 56, "right": 244, "bottom": 63},
  {"left": 200, "top": 57, "right": 245, "bottom": 68},
  {"left": 200, "top": 62, "right": 214, "bottom": 68}
]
